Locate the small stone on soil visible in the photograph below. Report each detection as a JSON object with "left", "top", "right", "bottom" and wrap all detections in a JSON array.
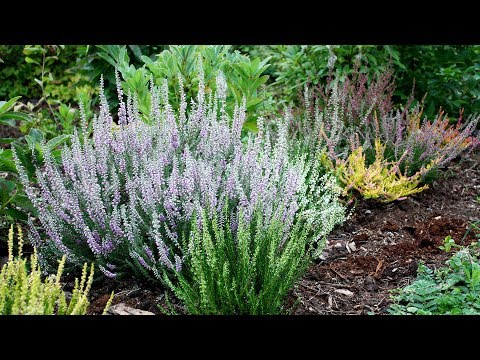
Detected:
[
  {"left": 109, "top": 303, "right": 155, "bottom": 315},
  {"left": 334, "top": 289, "right": 354, "bottom": 297}
]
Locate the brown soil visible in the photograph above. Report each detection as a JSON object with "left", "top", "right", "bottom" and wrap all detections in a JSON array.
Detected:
[
  {"left": 81, "top": 151, "right": 480, "bottom": 315},
  {"left": 86, "top": 278, "right": 185, "bottom": 315},
  {"left": 0, "top": 124, "right": 23, "bottom": 148}
]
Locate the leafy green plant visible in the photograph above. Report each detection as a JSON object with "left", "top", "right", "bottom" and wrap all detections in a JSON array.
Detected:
[
  {"left": 97, "top": 45, "right": 271, "bottom": 132},
  {"left": 0, "top": 96, "right": 31, "bottom": 128},
  {"left": 0, "top": 224, "right": 113, "bottom": 315},
  {"left": 388, "top": 239, "right": 480, "bottom": 315},
  {"left": 165, "top": 206, "right": 312, "bottom": 315},
  {"left": 0, "top": 100, "right": 70, "bottom": 227},
  {"left": 395, "top": 45, "right": 480, "bottom": 118},
  {"left": 237, "top": 45, "right": 404, "bottom": 107},
  {"left": 439, "top": 235, "right": 459, "bottom": 253},
  {"left": 17, "top": 88, "right": 94, "bottom": 140},
  {"left": 0, "top": 98, "right": 34, "bottom": 225}
]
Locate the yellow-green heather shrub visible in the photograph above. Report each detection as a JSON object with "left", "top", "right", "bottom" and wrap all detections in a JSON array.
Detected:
[
  {"left": 323, "top": 139, "right": 436, "bottom": 203},
  {"left": 0, "top": 225, "right": 113, "bottom": 315}
]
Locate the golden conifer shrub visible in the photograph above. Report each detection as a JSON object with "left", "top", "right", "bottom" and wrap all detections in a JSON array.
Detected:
[
  {"left": 0, "top": 225, "right": 113, "bottom": 315},
  {"left": 322, "top": 139, "right": 436, "bottom": 203}
]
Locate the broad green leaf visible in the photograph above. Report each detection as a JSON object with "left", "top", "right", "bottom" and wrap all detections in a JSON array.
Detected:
[
  {"left": 128, "top": 45, "right": 143, "bottom": 61},
  {"left": 1, "top": 207, "right": 28, "bottom": 221},
  {"left": 0, "top": 96, "right": 21, "bottom": 114},
  {"left": 97, "top": 52, "right": 119, "bottom": 68},
  {"left": 0, "top": 118, "right": 15, "bottom": 126},
  {"left": 47, "top": 134, "right": 71, "bottom": 150},
  {"left": 0, "top": 152, "right": 17, "bottom": 172},
  {"left": 28, "top": 128, "right": 44, "bottom": 143},
  {"left": 12, "top": 194, "right": 34, "bottom": 212},
  {"left": 24, "top": 56, "right": 40, "bottom": 65},
  {"left": 1, "top": 111, "right": 31, "bottom": 123}
]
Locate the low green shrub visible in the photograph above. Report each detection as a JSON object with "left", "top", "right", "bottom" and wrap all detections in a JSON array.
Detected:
[
  {"left": 0, "top": 224, "right": 113, "bottom": 315},
  {"left": 165, "top": 206, "right": 312, "bottom": 315}
]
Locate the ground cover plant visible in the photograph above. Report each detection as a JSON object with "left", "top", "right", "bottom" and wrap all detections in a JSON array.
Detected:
[{"left": 388, "top": 237, "right": 480, "bottom": 315}]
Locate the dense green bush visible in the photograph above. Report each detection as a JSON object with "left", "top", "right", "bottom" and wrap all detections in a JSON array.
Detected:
[
  {"left": 395, "top": 45, "right": 480, "bottom": 118},
  {"left": 0, "top": 45, "right": 84, "bottom": 102},
  {"left": 238, "top": 45, "right": 480, "bottom": 119},
  {"left": 236, "top": 45, "right": 404, "bottom": 107},
  {"left": 0, "top": 46, "right": 38, "bottom": 99}
]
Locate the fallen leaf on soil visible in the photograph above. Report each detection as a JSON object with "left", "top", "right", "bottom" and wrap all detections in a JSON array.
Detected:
[
  {"left": 382, "top": 222, "right": 400, "bottom": 232},
  {"left": 350, "top": 269, "right": 364, "bottom": 275},
  {"left": 334, "top": 289, "right": 354, "bottom": 297},
  {"left": 373, "top": 259, "right": 385, "bottom": 279}
]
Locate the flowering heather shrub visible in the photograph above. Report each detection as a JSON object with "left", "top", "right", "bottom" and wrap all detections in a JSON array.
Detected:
[
  {"left": 380, "top": 106, "right": 480, "bottom": 176},
  {"left": 15, "top": 70, "right": 346, "bottom": 282},
  {"left": 165, "top": 205, "right": 312, "bottom": 314},
  {"left": 0, "top": 224, "right": 112, "bottom": 315},
  {"left": 291, "top": 66, "right": 479, "bottom": 185},
  {"left": 287, "top": 62, "right": 396, "bottom": 159}
]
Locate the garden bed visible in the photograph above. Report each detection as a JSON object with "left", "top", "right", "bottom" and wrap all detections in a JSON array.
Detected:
[
  {"left": 85, "top": 151, "right": 480, "bottom": 315},
  {"left": 289, "top": 151, "right": 479, "bottom": 314}
]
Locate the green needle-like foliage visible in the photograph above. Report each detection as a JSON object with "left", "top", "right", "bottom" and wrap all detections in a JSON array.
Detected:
[
  {"left": 0, "top": 224, "right": 112, "bottom": 315},
  {"left": 165, "top": 206, "right": 312, "bottom": 315}
]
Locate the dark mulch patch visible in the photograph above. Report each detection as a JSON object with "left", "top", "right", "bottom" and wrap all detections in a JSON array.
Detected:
[
  {"left": 86, "top": 278, "right": 185, "bottom": 315},
  {"left": 0, "top": 124, "right": 23, "bottom": 148}
]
